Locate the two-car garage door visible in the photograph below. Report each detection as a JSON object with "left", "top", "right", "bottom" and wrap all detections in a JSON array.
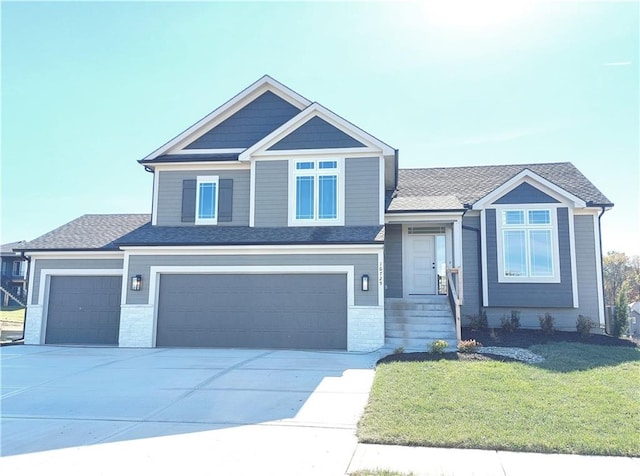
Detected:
[{"left": 156, "top": 274, "right": 347, "bottom": 350}]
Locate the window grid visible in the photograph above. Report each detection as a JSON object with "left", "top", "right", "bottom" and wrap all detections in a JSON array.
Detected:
[
  {"left": 293, "top": 159, "right": 339, "bottom": 223},
  {"left": 501, "top": 209, "right": 554, "bottom": 279}
]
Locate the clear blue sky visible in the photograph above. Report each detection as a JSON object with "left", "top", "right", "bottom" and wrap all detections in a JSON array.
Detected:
[{"left": 1, "top": 1, "right": 638, "bottom": 255}]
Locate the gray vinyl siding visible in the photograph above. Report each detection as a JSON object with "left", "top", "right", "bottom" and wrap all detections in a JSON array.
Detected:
[
  {"left": 31, "top": 258, "right": 124, "bottom": 305},
  {"left": 345, "top": 158, "right": 380, "bottom": 226},
  {"left": 383, "top": 224, "right": 403, "bottom": 298},
  {"left": 486, "top": 207, "right": 573, "bottom": 308},
  {"left": 493, "top": 183, "right": 560, "bottom": 204},
  {"left": 460, "top": 215, "right": 481, "bottom": 320},
  {"left": 156, "top": 169, "right": 250, "bottom": 226},
  {"left": 254, "top": 161, "right": 288, "bottom": 227},
  {"left": 185, "top": 91, "right": 301, "bottom": 149},
  {"left": 268, "top": 116, "right": 366, "bottom": 150},
  {"left": 125, "top": 253, "right": 379, "bottom": 307}
]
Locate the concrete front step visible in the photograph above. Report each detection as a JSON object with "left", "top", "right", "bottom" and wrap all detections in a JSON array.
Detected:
[
  {"left": 386, "top": 311, "right": 453, "bottom": 320},
  {"left": 386, "top": 314, "right": 454, "bottom": 324},
  {"left": 386, "top": 303, "right": 451, "bottom": 312},
  {"left": 385, "top": 322, "right": 456, "bottom": 333}
]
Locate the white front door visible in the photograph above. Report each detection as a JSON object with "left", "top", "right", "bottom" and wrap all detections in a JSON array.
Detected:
[{"left": 406, "top": 234, "right": 437, "bottom": 295}]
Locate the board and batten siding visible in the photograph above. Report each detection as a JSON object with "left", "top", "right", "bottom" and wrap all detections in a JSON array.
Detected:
[
  {"left": 31, "top": 258, "right": 124, "bottom": 305},
  {"left": 155, "top": 169, "right": 250, "bottom": 227},
  {"left": 345, "top": 157, "right": 380, "bottom": 226},
  {"left": 383, "top": 224, "right": 403, "bottom": 298},
  {"left": 125, "top": 253, "right": 379, "bottom": 307},
  {"left": 486, "top": 207, "right": 573, "bottom": 308}
]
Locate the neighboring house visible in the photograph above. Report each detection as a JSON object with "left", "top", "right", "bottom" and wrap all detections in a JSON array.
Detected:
[
  {"left": 1, "top": 241, "right": 28, "bottom": 307},
  {"left": 630, "top": 302, "right": 640, "bottom": 338},
  {"left": 16, "top": 76, "right": 613, "bottom": 350}
]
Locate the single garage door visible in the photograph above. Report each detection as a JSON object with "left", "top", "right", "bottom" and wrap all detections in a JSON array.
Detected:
[
  {"left": 45, "top": 276, "right": 122, "bottom": 345},
  {"left": 156, "top": 274, "right": 347, "bottom": 350}
]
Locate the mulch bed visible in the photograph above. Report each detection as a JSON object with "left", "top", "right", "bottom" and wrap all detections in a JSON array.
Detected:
[{"left": 378, "top": 328, "right": 638, "bottom": 365}]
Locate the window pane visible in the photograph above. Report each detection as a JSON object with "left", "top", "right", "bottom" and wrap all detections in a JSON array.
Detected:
[
  {"left": 296, "top": 176, "right": 314, "bottom": 219},
  {"left": 319, "top": 161, "right": 337, "bottom": 169},
  {"left": 528, "top": 210, "right": 551, "bottom": 225},
  {"left": 198, "top": 182, "right": 216, "bottom": 219},
  {"left": 504, "top": 210, "right": 525, "bottom": 225},
  {"left": 503, "top": 230, "right": 527, "bottom": 276},
  {"left": 529, "top": 230, "right": 553, "bottom": 276},
  {"left": 318, "top": 175, "right": 337, "bottom": 219},
  {"left": 296, "top": 162, "right": 314, "bottom": 170}
]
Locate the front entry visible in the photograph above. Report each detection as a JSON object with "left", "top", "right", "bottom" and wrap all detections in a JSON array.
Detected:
[{"left": 405, "top": 233, "right": 437, "bottom": 295}]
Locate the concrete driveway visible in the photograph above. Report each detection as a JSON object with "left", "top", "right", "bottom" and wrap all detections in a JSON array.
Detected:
[{"left": 0, "top": 345, "right": 380, "bottom": 475}]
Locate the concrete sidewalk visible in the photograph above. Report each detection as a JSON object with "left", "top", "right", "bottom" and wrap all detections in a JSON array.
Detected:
[{"left": 348, "top": 443, "right": 640, "bottom": 476}]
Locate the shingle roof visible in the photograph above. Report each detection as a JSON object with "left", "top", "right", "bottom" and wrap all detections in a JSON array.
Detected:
[
  {"left": 16, "top": 214, "right": 383, "bottom": 251},
  {"left": 389, "top": 162, "right": 612, "bottom": 212},
  {"left": 1, "top": 241, "right": 27, "bottom": 255},
  {"left": 117, "top": 224, "right": 384, "bottom": 246},
  {"left": 17, "top": 215, "right": 151, "bottom": 251}
]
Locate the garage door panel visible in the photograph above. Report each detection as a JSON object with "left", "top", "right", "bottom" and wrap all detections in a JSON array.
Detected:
[
  {"left": 45, "top": 276, "right": 122, "bottom": 345},
  {"left": 157, "top": 274, "right": 347, "bottom": 350}
]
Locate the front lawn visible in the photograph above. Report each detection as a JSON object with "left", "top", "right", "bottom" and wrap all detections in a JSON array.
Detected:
[{"left": 358, "top": 342, "right": 640, "bottom": 456}]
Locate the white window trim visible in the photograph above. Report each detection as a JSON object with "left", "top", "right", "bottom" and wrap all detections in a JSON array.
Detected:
[
  {"left": 287, "top": 158, "right": 345, "bottom": 226},
  {"left": 495, "top": 205, "right": 561, "bottom": 283},
  {"left": 195, "top": 175, "right": 219, "bottom": 225}
]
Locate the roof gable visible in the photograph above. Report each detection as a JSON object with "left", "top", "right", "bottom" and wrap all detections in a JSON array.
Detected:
[
  {"left": 140, "top": 75, "right": 311, "bottom": 163},
  {"left": 185, "top": 91, "right": 302, "bottom": 150},
  {"left": 268, "top": 116, "right": 366, "bottom": 150},
  {"left": 239, "top": 102, "right": 395, "bottom": 160},
  {"left": 493, "top": 182, "right": 560, "bottom": 205}
]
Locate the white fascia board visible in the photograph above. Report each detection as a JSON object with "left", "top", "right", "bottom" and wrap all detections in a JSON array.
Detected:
[
  {"left": 140, "top": 75, "right": 311, "bottom": 162},
  {"left": 472, "top": 169, "right": 587, "bottom": 209},
  {"left": 149, "top": 162, "right": 250, "bottom": 172},
  {"left": 252, "top": 147, "right": 380, "bottom": 158},
  {"left": 385, "top": 212, "right": 465, "bottom": 224},
  {"left": 24, "top": 251, "right": 124, "bottom": 259},
  {"left": 119, "top": 244, "right": 383, "bottom": 255},
  {"left": 239, "top": 102, "right": 394, "bottom": 161},
  {"left": 172, "top": 148, "right": 245, "bottom": 155}
]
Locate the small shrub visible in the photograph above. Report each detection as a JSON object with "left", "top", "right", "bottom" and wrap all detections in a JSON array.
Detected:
[
  {"left": 393, "top": 346, "right": 405, "bottom": 354},
  {"left": 538, "top": 312, "right": 555, "bottom": 335},
  {"left": 430, "top": 340, "right": 448, "bottom": 354},
  {"left": 468, "top": 310, "right": 488, "bottom": 331},
  {"left": 576, "top": 315, "right": 595, "bottom": 339},
  {"left": 612, "top": 286, "right": 629, "bottom": 337},
  {"left": 458, "top": 339, "right": 482, "bottom": 353},
  {"left": 500, "top": 310, "right": 521, "bottom": 333}
]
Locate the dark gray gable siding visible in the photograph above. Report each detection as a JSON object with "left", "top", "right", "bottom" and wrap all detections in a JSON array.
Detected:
[
  {"left": 185, "top": 91, "right": 301, "bottom": 149},
  {"left": 345, "top": 158, "right": 380, "bottom": 226},
  {"left": 493, "top": 182, "right": 560, "bottom": 204},
  {"left": 268, "top": 116, "right": 366, "bottom": 150},
  {"left": 254, "top": 161, "right": 288, "bottom": 227},
  {"left": 486, "top": 208, "right": 573, "bottom": 307},
  {"left": 383, "top": 224, "right": 403, "bottom": 298},
  {"left": 157, "top": 170, "right": 250, "bottom": 227}
]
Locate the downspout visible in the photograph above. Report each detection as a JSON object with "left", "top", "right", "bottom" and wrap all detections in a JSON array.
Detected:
[
  {"left": 17, "top": 251, "right": 31, "bottom": 342},
  {"left": 461, "top": 204, "right": 483, "bottom": 315},
  {"left": 596, "top": 203, "right": 609, "bottom": 326}
]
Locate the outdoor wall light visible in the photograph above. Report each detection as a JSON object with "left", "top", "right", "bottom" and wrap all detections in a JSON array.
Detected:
[
  {"left": 361, "top": 274, "right": 369, "bottom": 292},
  {"left": 131, "top": 274, "right": 142, "bottom": 291}
]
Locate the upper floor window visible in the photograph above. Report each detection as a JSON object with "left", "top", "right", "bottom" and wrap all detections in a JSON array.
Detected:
[
  {"left": 289, "top": 159, "right": 343, "bottom": 226},
  {"left": 12, "top": 261, "right": 22, "bottom": 276},
  {"left": 497, "top": 208, "right": 559, "bottom": 282},
  {"left": 195, "top": 176, "right": 219, "bottom": 225}
]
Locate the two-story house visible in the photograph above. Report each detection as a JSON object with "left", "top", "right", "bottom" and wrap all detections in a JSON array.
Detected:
[
  {"left": 17, "top": 76, "right": 613, "bottom": 350},
  {"left": 1, "top": 241, "right": 28, "bottom": 307}
]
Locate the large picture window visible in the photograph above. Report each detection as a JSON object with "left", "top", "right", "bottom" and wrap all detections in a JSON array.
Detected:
[
  {"left": 498, "top": 208, "right": 558, "bottom": 282},
  {"left": 195, "top": 176, "right": 219, "bottom": 225},
  {"left": 290, "top": 159, "right": 342, "bottom": 225}
]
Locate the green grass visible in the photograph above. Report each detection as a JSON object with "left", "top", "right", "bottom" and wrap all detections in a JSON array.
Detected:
[
  {"left": 358, "top": 342, "right": 640, "bottom": 456},
  {"left": 0, "top": 308, "right": 25, "bottom": 323}
]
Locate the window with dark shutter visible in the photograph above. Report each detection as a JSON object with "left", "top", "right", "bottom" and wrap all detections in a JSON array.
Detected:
[{"left": 181, "top": 179, "right": 196, "bottom": 222}]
